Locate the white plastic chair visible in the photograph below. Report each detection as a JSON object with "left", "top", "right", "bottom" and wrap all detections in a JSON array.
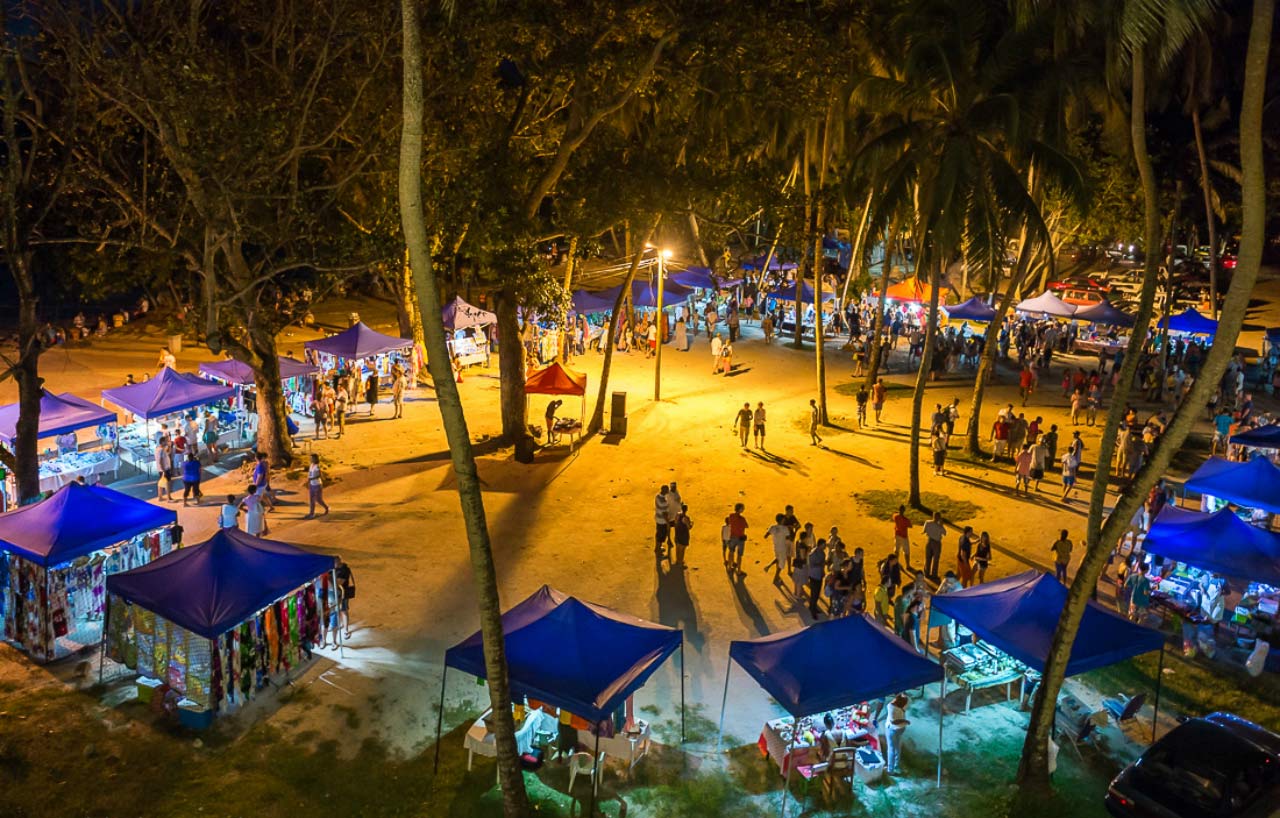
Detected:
[{"left": 568, "top": 751, "right": 605, "bottom": 796}]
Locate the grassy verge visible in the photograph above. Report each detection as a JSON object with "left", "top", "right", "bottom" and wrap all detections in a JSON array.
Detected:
[{"left": 854, "top": 489, "right": 982, "bottom": 524}]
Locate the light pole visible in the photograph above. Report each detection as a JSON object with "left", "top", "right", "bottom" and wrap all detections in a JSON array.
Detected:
[{"left": 653, "top": 247, "right": 671, "bottom": 401}]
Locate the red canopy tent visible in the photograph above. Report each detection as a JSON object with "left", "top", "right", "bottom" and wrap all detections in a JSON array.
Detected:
[
  {"left": 883, "top": 277, "right": 947, "bottom": 305},
  {"left": 525, "top": 363, "right": 587, "bottom": 442}
]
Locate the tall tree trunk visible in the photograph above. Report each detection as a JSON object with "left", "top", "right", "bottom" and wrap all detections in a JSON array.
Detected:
[
  {"left": 864, "top": 228, "right": 895, "bottom": 389},
  {"left": 1192, "top": 107, "right": 1221, "bottom": 318},
  {"left": 398, "top": 250, "right": 427, "bottom": 359},
  {"left": 10, "top": 253, "right": 42, "bottom": 504},
  {"left": 245, "top": 323, "right": 293, "bottom": 469},
  {"left": 1017, "top": 47, "right": 1169, "bottom": 791},
  {"left": 398, "top": 2, "right": 530, "bottom": 815},
  {"left": 908, "top": 254, "right": 941, "bottom": 509},
  {"left": 839, "top": 189, "right": 874, "bottom": 306},
  {"left": 687, "top": 205, "right": 710, "bottom": 268},
  {"left": 1156, "top": 181, "right": 1184, "bottom": 401},
  {"left": 813, "top": 206, "right": 828, "bottom": 423},
  {"left": 558, "top": 235, "right": 579, "bottom": 362},
  {"left": 496, "top": 286, "right": 534, "bottom": 462},
  {"left": 588, "top": 215, "right": 661, "bottom": 435}
]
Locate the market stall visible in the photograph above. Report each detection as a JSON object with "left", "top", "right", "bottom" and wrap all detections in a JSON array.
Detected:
[
  {"left": 303, "top": 321, "right": 414, "bottom": 388},
  {"left": 766, "top": 281, "right": 837, "bottom": 339},
  {"left": 884, "top": 277, "right": 946, "bottom": 305},
  {"left": 441, "top": 296, "right": 495, "bottom": 368},
  {"left": 438, "top": 585, "right": 683, "bottom": 809},
  {"left": 670, "top": 266, "right": 718, "bottom": 291},
  {"left": 943, "top": 296, "right": 996, "bottom": 323},
  {"left": 525, "top": 363, "right": 587, "bottom": 446},
  {"left": 198, "top": 356, "right": 319, "bottom": 419},
  {"left": 741, "top": 255, "right": 798, "bottom": 272},
  {"left": 101, "top": 368, "right": 238, "bottom": 473},
  {"left": 1015, "top": 291, "right": 1078, "bottom": 319},
  {"left": 0, "top": 483, "right": 176, "bottom": 662},
  {"left": 0, "top": 390, "right": 119, "bottom": 502},
  {"left": 720, "top": 614, "right": 943, "bottom": 799},
  {"left": 1230, "top": 424, "right": 1280, "bottom": 450},
  {"left": 929, "top": 571, "right": 1166, "bottom": 730},
  {"left": 1162, "top": 307, "right": 1218, "bottom": 336},
  {"left": 1184, "top": 456, "right": 1280, "bottom": 517},
  {"left": 1143, "top": 506, "right": 1280, "bottom": 659},
  {"left": 103, "top": 528, "right": 337, "bottom": 727}
]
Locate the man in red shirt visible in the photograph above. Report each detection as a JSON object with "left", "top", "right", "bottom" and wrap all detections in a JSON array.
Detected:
[
  {"left": 725, "top": 503, "right": 749, "bottom": 574},
  {"left": 891, "top": 504, "right": 913, "bottom": 569},
  {"left": 1019, "top": 366, "right": 1036, "bottom": 406},
  {"left": 991, "top": 416, "right": 1011, "bottom": 462}
]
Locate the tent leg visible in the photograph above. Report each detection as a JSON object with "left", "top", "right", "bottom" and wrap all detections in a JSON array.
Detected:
[
  {"left": 588, "top": 730, "right": 601, "bottom": 818},
  {"left": 98, "top": 592, "right": 111, "bottom": 685},
  {"left": 332, "top": 569, "right": 344, "bottom": 659},
  {"left": 433, "top": 666, "right": 448, "bottom": 775},
  {"left": 715, "top": 654, "right": 733, "bottom": 753},
  {"left": 679, "top": 641, "right": 686, "bottom": 744},
  {"left": 924, "top": 608, "right": 934, "bottom": 657},
  {"left": 1152, "top": 644, "right": 1165, "bottom": 742},
  {"left": 780, "top": 732, "right": 797, "bottom": 818},
  {"left": 937, "top": 676, "right": 946, "bottom": 788}
]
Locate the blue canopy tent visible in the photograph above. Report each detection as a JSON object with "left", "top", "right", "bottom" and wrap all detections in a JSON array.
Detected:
[
  {"left": 0, "top": 389, "right": 116, "bottom": 446},
  {"left": 101, "top": 367, "right": 235, "bottom": 421},
  {"left": 765, "top": 281, "right": 836, "bottom": 304},
  {"left": 105, "top": 528, "right": 336, "bottom": 639},
  {"left": 943, "top": 296, "right": 997, "bottom": 322},
  {"left": 1144, "top": 506, "right": 1280, "bottom": 588},
  {"left": 441, "top": 296, "right": 496, "bottom": 331},
  {"left": 670, "top": 266, "right": 718, "bottom": 290},
  {"left": 436, "top": 584, "right": 684, "bottom": 804},
  {"left": 1074, "top": 300, "right": 1136, "bottom": 328},
  {"left": 303, "top": 321, "right": 412, "bottom": 359},
  {"left": 1185, "top": 456, "right": 1280, "bottom": 515},
  {"left": 197, "top": 356, "right": 319, "bottom": 386},
  {"left": 1231, "top": 424, "right": 1280, "bottom": 449},
  {"left": 571, "top": 288, "right": 617, "bottom": 315},
  {"left": 742, "top": 255, "right": 798, "bottom": 272},
  {"left": 575, "top": 279, "right": 695, "bottom": 312},
  {"left": 1162, "top": 308, "right": 1218, "bottom": 336},
  {"left": 0, "top": 482, "right": 175, "bottom": 661},
  {"left": 929, "top": 571, "right": 1167, "bottom": 736},
  {"left": 720, "top": 615, "right": 945, "bottom": 797}
]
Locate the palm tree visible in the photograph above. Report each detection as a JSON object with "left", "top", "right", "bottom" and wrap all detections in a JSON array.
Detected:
[{"left": 398, "top": 1, "right": 529, "bottom": 814}]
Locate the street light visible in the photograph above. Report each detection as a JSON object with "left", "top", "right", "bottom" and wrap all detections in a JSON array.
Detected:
[{"left": 649, "top": 246, "right": 672, "bottom": 401}]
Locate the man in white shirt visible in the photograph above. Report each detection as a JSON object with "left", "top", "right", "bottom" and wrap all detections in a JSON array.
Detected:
[
  {"left": 654, "top": 485, "right": 670, "bottom": 552},
  {"left": 710, "top": 334, "right": 723, "bottom": 374},
  {"left": 664, "top": 481, "right": 683, "bottom": 549},
  {"left": 922, "top": 512, "right": 946, "bottom": 580},
  {"left": 220, "top": 494, "right": 240, "bottom": 529},
  {"left": 764, "top": 514, "right": 792, "bottom": 582}
]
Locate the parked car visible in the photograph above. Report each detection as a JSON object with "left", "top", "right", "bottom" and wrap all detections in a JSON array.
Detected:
[{"left": 1104, "top": 712, "right": 1280, "bottom": 818}]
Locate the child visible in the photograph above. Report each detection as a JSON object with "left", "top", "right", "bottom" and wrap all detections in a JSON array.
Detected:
[{"left": 220, "top": 494, "right": 240, "bottom": 529}]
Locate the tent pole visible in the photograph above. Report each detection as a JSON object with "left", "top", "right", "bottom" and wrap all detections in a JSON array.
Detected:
[
  {"left": 588, "top": 729, "right": 601, "bottom": 818},
  {"left": 937, "top": 676, "right": 946, "bottom": 788},
  {"left": 715, "top": 654, "right": 733, "bottom": 752},
  {"left": 333, "top": 568, "right": 344, "bottom": 659},
  {"left": 432, "top": 666, "right": 448, "bottom": 775},
  {"left": 924, "top": 607, "right": 934, "bottom": 657},
  {"left": 1152, "top": 644, "right": 1165, "bottom": 742},
  {"left": 98, "top": 591, "right": 111, "bottom": 685},
  {"left": 780, "top": 729, "right": 798, "bottom": 818},
  {"left": 679, "top": 641, "right": 686, "bottom": 744}
]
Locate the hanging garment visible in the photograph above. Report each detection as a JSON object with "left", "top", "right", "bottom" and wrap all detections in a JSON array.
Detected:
[
  {"left": 239, "top": 622, "right": 254, "bottom": 698},
  {"left": 209, "top": 640, "right": 223, "bottom": 712},
  {"left": 263, "top": 608, "right": 279, "bottom": 674}
]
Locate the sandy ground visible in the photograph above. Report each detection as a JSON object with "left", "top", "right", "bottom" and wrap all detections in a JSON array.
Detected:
[{"left": 4, "top": 280, "right": 1273, "bottom": 796}]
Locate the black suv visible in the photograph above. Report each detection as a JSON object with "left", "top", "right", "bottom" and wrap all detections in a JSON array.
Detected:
[{"left": 1105, "top": 712, "right": 1280, "bottom": 818}]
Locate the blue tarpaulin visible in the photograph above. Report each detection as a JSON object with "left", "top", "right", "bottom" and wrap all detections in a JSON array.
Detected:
[
  {"left": 571, "top": 289, "right": 617, "bottom": 315},
  {"left": 943, "top": 296, "right": 997, "bottom": 322},
  {"left": 729, "top": 615, "right": 943, "bottom": 718},
  {"left": 303, "top": 321, "right": 412, "bottom": 359},
  {"left": 928, "top": 571, "right": 1164, "bottom": 676},
  {"left": 0, "top": 390, "right": 116, "bottom": 445},
  {"left": 1185, "top": 456, "right": 1280, "bottom": 514},
  {"left": 741, "top": 255, "right": 798, "bottom": 272},
  {"left": 1074, "top": 300, "right": 1136, "bottom": 328},
  {"left": 1144, "top": 507, "right": 1280, "bottom": 588},
  {"left": 1163, "top": 308, "right": 1218, "bottom": 335},
  {"left": 444, "top": 585, "right": 681, "bottom": 722},
  {"left": 1231, "top": 424, "right": 1280, "bottom": 448},
  {"left": 573, "top": 280, "right": 694, "bottom": 313},
  {"left": 765, "top": 281, "right": 836, "bottom": 304},
  {"left": 670, "top": 266, "right": 717, "bottom": 290},
  {"left": 101, "top": 368, "right": 235, "bottom": 420},
  {"left": 198, "top": 357, "right": 318, "bottom": 386},
  {"left": 0, "top": 483, "right": 176, "bottom": 567},
  {"left": 106, "top": 528, "right": 336, "bottom": 639}
]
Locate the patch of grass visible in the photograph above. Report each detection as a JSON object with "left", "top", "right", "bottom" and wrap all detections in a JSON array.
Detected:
[
  {"left": 331, "top": 702, "right": 362, "bottom": 730},
  {"left": 855, "top": 489, "right": 982, "bottom": 524},
  {"left": 651, "top": 703, "right": 719, "bottom": 746},
  {"left": 1085, "top": 651, "right": 1280, "bottom": 733},
  {"left": 789, "top": 412, "right": 858, "bottom": 437}
]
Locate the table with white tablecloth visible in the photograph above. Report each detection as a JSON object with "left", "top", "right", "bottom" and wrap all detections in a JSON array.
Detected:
[
  {"left": 464, "top": 708, "right": 652, "bottom": 772},
  {"left": 36, "top": 451, "right": 119, "bottom": 492}
]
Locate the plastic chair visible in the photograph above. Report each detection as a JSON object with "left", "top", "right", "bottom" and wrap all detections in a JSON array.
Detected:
[
  {"left": 1102, "top": 692, "right": 1147, "bottom": 724},
  {"left": 568, "top": 751, "right": 605, "bottom": 796},
  {"left": 1056, "top": 718, "right": 1097, "bottom": 760},
  {"left": 823, "top": 747, "right": 857, "bottom": 796}
]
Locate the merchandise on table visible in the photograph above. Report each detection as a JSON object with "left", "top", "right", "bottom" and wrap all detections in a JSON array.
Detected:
[
  {"left": 448, "top": 327, "right": 490, "bottom": 367},
  {"left": 758, "top": 704, "right": 881, "bottom": 777},
  {"left": 941, "top": 640, "right": 1032, "bottom": 711},
  {"left": 35, "top": 450, "right": 119, "bottom": 493}
]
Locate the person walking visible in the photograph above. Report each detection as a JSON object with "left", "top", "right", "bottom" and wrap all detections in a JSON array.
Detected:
[
  {"left": 725, "top": 502, "right": 748, "bottom": 574},
  {"left": 335, "top": 557, "right": 355, "bottom": 639},
  {"left": 1061, "top": 448, "right": 1080, "bottom": 502},
  {"left": 654, "top": 485, "right": 670, "bottom": 551},
  {"left": 931, "top": 429, "right": 948, "bottom": 476},
  {"left": 251, "top": 452, "right": 275, "bottom": 511},
  {"left": 314, "top": 389, "right": 331, "bottom": 439},
  {"left": 734, "top": 402, "right": 753, "bottom": 448},
  {"left": 672, "top": 504, "right": 692, "bottom": 565},
  {"left": 973, "top": 531, "right": 992, "bottom": 584},
  {"left": 871, "top": 378, "right": 887, "bottom": 424},
  {"left": 807, "top": 538, "right": 828, "bottom": 619},
  {"left": 764, "top": 513, "right": 792, "bottom": 582},
  {"left": 879, "top": 552, "right": 903, "bottom": 600},
  {"left": 855, "top": 384, "right": 869, "bottom": 428},
  {"left": 1125, "top": 565, "right": 1152, "bottom": 623},
  {"left": 956, "top": 526, "right": 974, "bottom": 586},
  {"left": 674, "top": 315, "right": 688, "bottom": 352},
  {"left": 1014, "top": 444, "right": 1033, "bottom": 493},
  {"left": 720, "top": 340, "right": 734, "bottom": 375},
  {"left": 181, "top": 450, "right": 203, "bottom": 506},
  {"left": 891, "top": 505, "right": 913, "bottom": 568},
  {"left": 922, "top": 511, "right": 945, "bottom": 580},
  {"left": 665, "top": 481, "right": 683, "bottom": 548},
  {"left": 753, "top": 402, "right": 767, "bottom": 449},
  {"left": 306, "top": 453, "right": 330, "bottom": 518},
  {"left": 154, "top": 439, "right": 173, "bottom": 502},
  {"left": 808, "top": 398, "right": 822, "bottom": 445},
  {"left": 364, "top": 372, "right": 379, "bottom": 417},
  {"left": 334, "top": 383, "right": 349, "bottom": 438},
  {"left": 1050, "top": 529, "right": 1073, "bottom": 583},
  {"left": 240, "top": 484, "right": 268, "bottom": 537},
  {"left": 710, "top": 334, "right": 724, "bottom": 374}
]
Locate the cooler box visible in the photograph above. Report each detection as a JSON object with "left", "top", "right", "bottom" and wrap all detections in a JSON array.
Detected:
[
  {"left": 136, "top": 676, "right": 163, "bottom": 704},
  {"left": 177, "top": 698, "right": 214, "bottom": 730},
  {"left": 855, "top": 747, "right": 886, "bottom": 784}
]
